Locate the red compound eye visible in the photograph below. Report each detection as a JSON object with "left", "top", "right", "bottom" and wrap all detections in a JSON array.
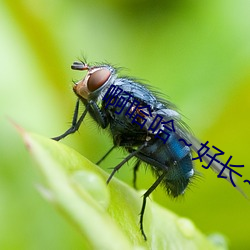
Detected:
[{"left": 87, "top": 68, "right": 111, "bottom": 92}]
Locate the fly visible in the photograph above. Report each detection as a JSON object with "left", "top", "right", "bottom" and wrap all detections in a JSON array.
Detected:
[{"left": 52, "top": 60, "right": 242, "bottom": 240}]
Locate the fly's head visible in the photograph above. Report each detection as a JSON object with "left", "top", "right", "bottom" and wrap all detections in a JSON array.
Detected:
[{"left": 72, "top": 61, "right": 116, "bottom": 101}]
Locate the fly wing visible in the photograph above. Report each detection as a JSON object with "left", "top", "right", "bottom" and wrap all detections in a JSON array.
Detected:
[
  {"left": 187, "top": 133, "right": 248, "bottom": 199},
  {"left": 144, "top": 105, "right": 247, "bottom": 198}
]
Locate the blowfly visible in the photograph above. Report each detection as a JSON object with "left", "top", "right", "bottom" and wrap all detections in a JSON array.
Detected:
[{"left": 52, "top": 60, "right": 240, "bottom": 240}]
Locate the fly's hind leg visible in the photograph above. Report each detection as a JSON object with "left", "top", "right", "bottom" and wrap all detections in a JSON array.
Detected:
[
  {"left": 133, "top": 160, "right": 141, "bottom": 189},
  {"left": 140, "top": 172, "right": 166, "bottom": 240}
]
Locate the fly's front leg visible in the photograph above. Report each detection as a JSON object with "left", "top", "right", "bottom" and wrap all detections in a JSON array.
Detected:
[
  {"left": 52, "top": 99, "right": 88, "bottom": 141},
  {"left": 52, "top": 99, "right": 108, "bottom": 141},
  {"left": 88, "top": 100, "right": 108, "bottom": 129}
]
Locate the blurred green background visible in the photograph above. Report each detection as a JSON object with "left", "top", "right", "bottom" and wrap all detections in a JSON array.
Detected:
[{"left": 1, "top": 0, "right": 250, "bottom": 249}]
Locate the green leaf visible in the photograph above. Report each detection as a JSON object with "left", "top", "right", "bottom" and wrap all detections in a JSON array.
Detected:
[{"left": 19, "top": 128, "right": 227, "bottom": 250}]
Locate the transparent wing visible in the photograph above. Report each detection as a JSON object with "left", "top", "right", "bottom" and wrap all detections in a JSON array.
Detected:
[{"left": 188, "top": 134, "right": 248, "bottom": 199}]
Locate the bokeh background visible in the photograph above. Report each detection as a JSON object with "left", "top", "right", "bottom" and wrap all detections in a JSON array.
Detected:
[{"left": 1, "top": 0, "right": 250, "bottom": 249}]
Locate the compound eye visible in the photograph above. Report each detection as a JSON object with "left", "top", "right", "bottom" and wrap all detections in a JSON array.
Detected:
[{"left": 87, "top": 68, "right": 111, "bottom": 92}]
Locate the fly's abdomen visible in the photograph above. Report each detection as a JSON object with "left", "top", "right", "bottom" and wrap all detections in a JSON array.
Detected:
[
  {"left": 163, "top": 132, "right": 194, "bottom": 197},
  {"left": 137, "top": 132, "right": 194, "bottom": 197}
]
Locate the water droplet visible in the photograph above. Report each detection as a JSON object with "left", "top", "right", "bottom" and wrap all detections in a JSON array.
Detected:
[
  {"left": 71, "top": 170, "right": 110, "bottom": 209},
  {"left": 177, "top": 217, "right": 195, "bottom": 238}
]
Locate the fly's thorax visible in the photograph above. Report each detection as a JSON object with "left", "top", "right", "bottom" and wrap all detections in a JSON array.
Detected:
[{"left": 73, "top": 64, "right": 117, "bottom": 102}]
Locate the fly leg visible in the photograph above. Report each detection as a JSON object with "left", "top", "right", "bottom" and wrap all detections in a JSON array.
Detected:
[
  {"left": 52, "top": 99, "right": 88, "bottom": 141},
  {"left": 52, "top": 99, "right": 108, "bottom": 141},
  {"left": 96, "top": 145, "right": 116, "bottom": 165},
  {"left": 88, "top": 100, "right": 107, "bottom": 129},
  {"left": 107, "top": 143, "right": 146, "bottom": 184},
  {"left": 140, "top": 172, "right": 166, "bottom": 240},
  {"left": 133, "top": 160, "right": 141, "bottom": 189}
]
